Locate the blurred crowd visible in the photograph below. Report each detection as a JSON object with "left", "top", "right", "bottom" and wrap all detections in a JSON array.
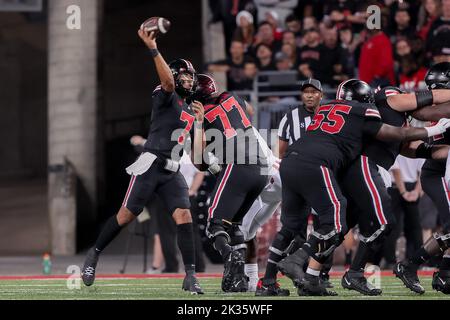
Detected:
[{"left": 206, "top": 0, "right": 450, "bottom": 92}]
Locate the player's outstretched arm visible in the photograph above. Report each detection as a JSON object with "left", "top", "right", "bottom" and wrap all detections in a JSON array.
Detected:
[
  {"left": 411, "top": 101, "right": 450, "bottom": 122},
  {"left": 375, "top": 118, "right": 450, "bottom": 142},
  {"left": 400, "top": 140, "right": 450, "bottom": 160},
  {"left": 387, "top": 89, "right": 450, "bottom": 112},
  {"left": 138, "top": 29, "right": 175, "bottom": 92}
]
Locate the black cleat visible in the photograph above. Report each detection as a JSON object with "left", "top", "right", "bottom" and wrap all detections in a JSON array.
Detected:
[
  {"left": 182, "top": 274, "right": 204, "bottom": 295},
  {"left": 393, "top": 262, "right": 425, "bottom": 294},
  {"left": 341, "top": 271, "right": 382, "bottom": 296},
  {"left": 432, "top": 270, "right": 450, "bottom": 294},
  {"left": 230, "top": 276, "right": 249, "bottom": 292},
  {"left": 222, "top": 250, "right": 248, "bottom": 292},
  {"left": 297, "top": 277, "right": 338, "bottom": 296},
  {"left": 81, "top": 248, "right": 100, "bottom": 286},
  {"left": 277, "top": 249, "right": 308, "bottom": 286},
  {"left": 255, "top": 279, "right": 290, "bottom": 296}
]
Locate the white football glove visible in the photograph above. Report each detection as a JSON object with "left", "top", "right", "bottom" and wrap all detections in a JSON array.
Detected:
[{"left": 425, "top": 118, "right": 450, "bottom": 137}]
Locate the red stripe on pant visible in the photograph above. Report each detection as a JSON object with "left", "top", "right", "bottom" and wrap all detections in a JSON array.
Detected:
[
  {"left": 122, "top": 175, "right": 137, "bottom": 208},
  {"left": 208, "top": 164, "right": 233, "bottom": 219},
  {"left": 442, "top": 177, "right": 450, "bottom": 205},
  {"left": 361, "top": 156, "right": 387, "bottom": 225},
  {"left": 320, "top": 166, "right": 341, "bottom": 232}
]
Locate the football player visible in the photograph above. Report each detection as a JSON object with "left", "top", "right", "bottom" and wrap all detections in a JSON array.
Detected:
[
  {"left": 191, "top": 74, "right": 269, "bottom": 292},
  {"left": 255, "top": 79, "right": 324, "bottom": 296},
  {"left": 81, "top": 30, "right": 204, "bottom": 294}
]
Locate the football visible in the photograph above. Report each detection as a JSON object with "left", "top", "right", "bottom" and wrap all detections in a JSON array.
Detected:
[{"left": 140, "top": 17, "right": 171, "bottom": 37}]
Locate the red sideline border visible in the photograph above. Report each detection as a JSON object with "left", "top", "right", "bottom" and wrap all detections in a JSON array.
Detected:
[{"left": 0, "top": 270, "right": 436, "bottom": 281}]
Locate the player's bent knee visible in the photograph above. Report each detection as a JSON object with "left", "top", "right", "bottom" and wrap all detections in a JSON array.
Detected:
[
  {"left": 361, "top": 224, "right": 392, "bottom": 251},
  {"left": 172, "top": 208, "right": 192, "bottom": 224},
  {"left": 307, "top": 227, "right": 344, "bottom": 263},
  {"left": 206, "top": 219, "right": 230, "bottom": 242}
]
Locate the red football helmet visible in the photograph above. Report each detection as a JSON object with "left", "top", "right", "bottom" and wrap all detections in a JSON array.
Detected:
[{"left": 191, "top": 74, "right": 219, "bottom": 103}]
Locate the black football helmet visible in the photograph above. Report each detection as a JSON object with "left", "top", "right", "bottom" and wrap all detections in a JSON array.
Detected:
[
  {"left": 168, "top": 59, "right": 198, "bottom": 98},
  {"left": 425, "top": 62, "right": 450, "bottom": 90},
  {"left": 336, "top": 79, "right": 375, "bottom": 104},
  {"left": 190, "top": 74, "right": 219, "bottom": 104}
]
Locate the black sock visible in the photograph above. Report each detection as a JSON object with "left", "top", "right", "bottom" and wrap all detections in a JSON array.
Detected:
[
  {"left": 95, "top": 215, "right": 123, "bottom": 252},
  {"left": 263, "top": 231, "right": 294, "bottom": 285},
  {"left": 439, "top": 256, "right": 450, "bottom": 271},
  {"left": 176, "top": 223, "right": 196, "bottom": 274},
  {"left": 214, "top": 234, "right": 232, "bottom": 260},
  {"left": 351, "top": 242, "right": 369, "bottom": 272},
  {"left": 408, "top": 247, "right": 431, "bottom": 268},
  {"left": 321, "top": 253, "right": 333, "bottom": 278},
  {"left": 263, "top": 262, "right": 279, "bottom": 285}
]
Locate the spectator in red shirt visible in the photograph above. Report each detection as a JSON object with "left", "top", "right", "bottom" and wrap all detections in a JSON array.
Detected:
[{"left": 359, "top": 29, "right": 396, "bottom": 87}]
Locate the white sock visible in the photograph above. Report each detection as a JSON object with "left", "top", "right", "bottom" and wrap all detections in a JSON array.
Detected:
[
  {"left": 445, "top": 149, "right": 450, "bottom": 189},
  {"left": 306, "top": 267, "right": 320, "bottom": 277},
  {"left": 245, "top": 263, "right": 259, "bottom": 292}
]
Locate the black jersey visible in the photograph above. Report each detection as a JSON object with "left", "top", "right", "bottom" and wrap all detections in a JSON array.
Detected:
[
  {"left": 278, "top": 105, "right": 315, "bottom": 145},
  {"left": 144, "top": 86, "right": 196, "bottom": 160},
  {"left": 422, "top": 126, "right": 450, "bottom": 173},
  {"left": 288, "top": 100, "right": 383, "bottom": 172},
  {"left": 203, "top": 92, "right": 264, "bottom": 165},
  {"left": 362, "top": 87, "right": 407, "bottom": 170}
]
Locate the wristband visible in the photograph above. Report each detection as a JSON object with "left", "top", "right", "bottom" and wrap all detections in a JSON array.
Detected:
[
  {"left": 150, "top": 48, "right": 159, "bottom": 58},
  {"left": 425, "top": 125, "right": 445, "bottom": 137},
  {"left": 415, "top": 90, "right": 433, "bottom": 109}
]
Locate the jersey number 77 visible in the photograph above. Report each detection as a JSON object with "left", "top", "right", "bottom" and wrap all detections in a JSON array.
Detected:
[{"left": 205, "top": 96, "right": 252, "bottom": 139}]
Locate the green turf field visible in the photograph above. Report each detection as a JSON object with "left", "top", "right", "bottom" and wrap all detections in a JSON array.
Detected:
[{"left": 0, "top": 276, "right": 449, "bottom": 300}]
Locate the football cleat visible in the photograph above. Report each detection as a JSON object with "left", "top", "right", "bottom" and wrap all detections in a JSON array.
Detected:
[
  {"left": 277, "top": 248, "right": 308, "bottom": 286},
  {"left": 222, "top": 250, "right": 248, "bottom": 292},
  {"left": 255, "top": 279, "right": 290, "bottom": 296},
  {"left": 432, "top": 270, "right": 450, "bottom": 294},
  {"left": 182, "top": 274, "right": 204, "bottom": 295},
  {"left": 297, "top": 277, "right": 338, "bottom": 296},
  {"left": 393, "top": 262, "right": 425, "bottom": 294},
  {"left": 81, "top": 248, "right": 100, "bottom": 286},
  {"left": 341, "top": 271, "right": 382, "bottom": 296}
]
